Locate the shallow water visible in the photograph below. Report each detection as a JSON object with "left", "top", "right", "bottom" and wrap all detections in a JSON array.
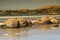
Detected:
[
  {"left": 0, "top": 15, "right": 60, "bottom": 40},
  {"left": 0, "top": 24, "right": 60, "bottom": 40}
]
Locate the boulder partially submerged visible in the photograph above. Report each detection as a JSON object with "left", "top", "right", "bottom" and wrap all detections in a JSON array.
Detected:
[
  {"left": 17, "top": 17, "right": 32, "bottom": 27},
  {"left": 4, "top": 18, "right": 19, "bottom": 28},
  {"left": 3, "top": 17, "right": 32, "bottom": 28},
  {"left": 39, "top": 17, "right": 51, "bottom": 24},
  {"left": 34, "top": 16, "right": 59, "bottom": 24},
  {"left": 0, "top": 16, "right": 58, "bottom": 28}
]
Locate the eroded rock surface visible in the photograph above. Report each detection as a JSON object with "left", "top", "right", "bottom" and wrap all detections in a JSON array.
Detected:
[
  {"left": 4, "top": 17, "right": 32, "bottom": 28},
  {"left": 4, "top": 18, "right": 19, "bottom": 28},
  {"left": 17, "top": 17, "right": 29, "bottom": 27},
  {"left": 34, "top": 16, "right": 59, "bottom": 24},
  {"left": 1, "top": 16, "right": 58, "bottom": 28}
]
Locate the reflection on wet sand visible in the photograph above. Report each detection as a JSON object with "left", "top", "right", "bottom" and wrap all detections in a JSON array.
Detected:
[
  {"left": 0, "top": 24, "right": 58, "bottom": 40},
  {"left": 3, "top": 27, "right": 29, "bottom": 37},
  {"left": 1, "top": 24, "right": 58, "bottom": 38},
  {"left": 4, "top": 28, "right": 20, "bottom": 37},
  {"left": 33, "top": 24, "right": 58, "bottom": 30},
  {"left": 5, "top": 28, "right": 27, "bottom": 37}
]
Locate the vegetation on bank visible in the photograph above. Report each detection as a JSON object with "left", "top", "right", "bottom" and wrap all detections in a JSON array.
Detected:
[{"left": 0, "top": 5, "right": 60, "bottom": 16}]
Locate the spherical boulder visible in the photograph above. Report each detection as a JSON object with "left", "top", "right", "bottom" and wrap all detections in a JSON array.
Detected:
[{"left": 4, "top": 18, "right": 19, "bottom": 28}]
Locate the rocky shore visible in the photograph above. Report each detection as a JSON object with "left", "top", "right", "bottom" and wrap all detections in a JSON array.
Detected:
[
  {"left": 0, "top": 16, "right": 59, "bottom": 29},
  {"left": 0, "top": 5, "right": 60, "bottom": 15}
]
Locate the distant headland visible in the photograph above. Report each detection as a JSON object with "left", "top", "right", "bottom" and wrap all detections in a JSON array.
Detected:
[{"left": 0, "top": 5, "right": 60, "bottom": 15}]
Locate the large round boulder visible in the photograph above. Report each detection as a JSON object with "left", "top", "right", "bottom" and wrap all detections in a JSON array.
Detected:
[{"left": 4, "top": 18, "right": 19, "bottom": 28}]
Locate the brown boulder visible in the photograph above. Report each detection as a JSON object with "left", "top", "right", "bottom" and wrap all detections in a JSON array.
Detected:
[
  {"left": 4, "top": 18, "right": 19, "bottom": 28},
  {"left": 38, "top": 17, "right": 51, "bottom": 24},
  {"left": 35, "top": 16, "right": 58, "bottom": 24},
  {"left": 17, "top": 17, "right": 32, "bottom": 27}
]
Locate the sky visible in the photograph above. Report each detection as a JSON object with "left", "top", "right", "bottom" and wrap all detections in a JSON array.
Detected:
[{"left": 0, "top": 0, "right": 60, "bottom": 10}]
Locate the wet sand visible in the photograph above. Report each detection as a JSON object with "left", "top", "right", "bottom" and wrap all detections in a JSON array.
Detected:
[{"left": 0, "top": 24, "right": 59, "bottom": 40}]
